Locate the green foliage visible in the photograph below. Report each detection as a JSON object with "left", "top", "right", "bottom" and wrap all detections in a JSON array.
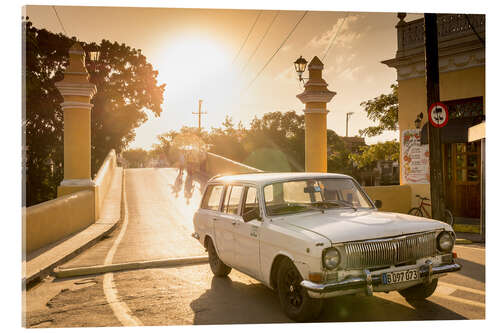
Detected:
[
  {"left": 156, "top": 111, "right": 362, "bottom": 175},
  {"left": 359, "top": 84, "right": 398, "bottom": 137},
  {"left": 122, "top": 148, "right": 149, "bottom": 168},
  {"left": 348, "top": 140, "right": 400, "bottom": 169},
  {"left": 24, "top": 20, "right": 165, "bottom": 206}
]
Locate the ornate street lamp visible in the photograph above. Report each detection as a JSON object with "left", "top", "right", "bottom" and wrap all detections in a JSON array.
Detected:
[
  {"left": 415, "top": 112, "right": 424, "bottom": 129},
  {"left": 86, "top": 46, "right": 101, "bottom": 71},
  {"left": 293, "top": 56, "right": 308, "bottom": 83}
]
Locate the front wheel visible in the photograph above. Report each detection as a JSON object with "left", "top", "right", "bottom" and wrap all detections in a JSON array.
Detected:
[
  {"left": 277, "top": 259, "right": 323, "bottom": 322},
  {"left": 408, "top": 207, "right": 423, "bottom": 216},
  {"left": 398, "top": 278, "right": 438, "bottom": 300}
]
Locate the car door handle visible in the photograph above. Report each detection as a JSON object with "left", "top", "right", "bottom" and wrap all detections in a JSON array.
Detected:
[{"left": 212, "top": 217, "right": 217, "bottom": 221}]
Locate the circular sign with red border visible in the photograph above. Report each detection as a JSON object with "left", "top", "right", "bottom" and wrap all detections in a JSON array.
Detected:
[{"left": 428, "top": 102, "right": 449, "bottom": 128}]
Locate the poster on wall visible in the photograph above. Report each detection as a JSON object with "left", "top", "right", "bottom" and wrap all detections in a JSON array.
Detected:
[{"left": 402, "top": 129, "right": 430, "bottom": 184}]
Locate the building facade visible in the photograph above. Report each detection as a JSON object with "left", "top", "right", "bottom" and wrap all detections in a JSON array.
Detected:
[{"left": 383, "top": 13, "right": 485, "bottom": 221}]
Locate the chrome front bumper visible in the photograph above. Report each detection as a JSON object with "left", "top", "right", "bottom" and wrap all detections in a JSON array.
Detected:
[{"left": 300, "top": 261, "right": 461, "bottom": 296}]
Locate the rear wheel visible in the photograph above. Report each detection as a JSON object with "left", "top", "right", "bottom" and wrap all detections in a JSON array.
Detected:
[
  {"left": 398, "top": 278, "right": 438, "bottom": 300},
  {"left": 206, "top": 238, "right": 231, "bottom": 277},
  {"left": 408, "top": 207, "right": 423, "bottom": 216},
  {"left": 277, "top": 259, "right": 323, "bottom": 322}
]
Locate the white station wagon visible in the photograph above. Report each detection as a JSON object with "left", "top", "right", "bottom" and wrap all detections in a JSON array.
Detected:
[{"left": 192, "top": 172, "right": 461, "bottom": 321}]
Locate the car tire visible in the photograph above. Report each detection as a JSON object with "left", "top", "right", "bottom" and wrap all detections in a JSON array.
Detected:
[
  {"left": 277, "top": 259, "right": 323, "bottom": 322},
  {"left": 206, "top": 238, "right": 231, "bottom": 277},
  {"left": 398, "top": 278, "right": 438, "bottom": 300}
]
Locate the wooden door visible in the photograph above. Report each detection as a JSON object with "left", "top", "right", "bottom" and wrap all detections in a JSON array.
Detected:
[{"left": 444, "top": 142, "right": 481, "bottom": 218}]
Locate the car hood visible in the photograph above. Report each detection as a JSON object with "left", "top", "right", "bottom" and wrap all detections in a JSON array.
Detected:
[{"left": 275, "top": 209, "right": 451, "bottom": 244}]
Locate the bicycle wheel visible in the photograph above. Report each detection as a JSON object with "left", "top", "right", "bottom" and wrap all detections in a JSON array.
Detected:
[
  {"left": 408, "top": 207, "right": 423, "bottom": 216},
  {"left": 444, "top": 209, "right": 454, "bottom": 226}
]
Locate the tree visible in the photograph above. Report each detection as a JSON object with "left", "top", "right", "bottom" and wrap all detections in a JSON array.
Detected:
[
  {"left": 23, "top": 20, "right": 165, "bottom": 206},
  {"left": 348, "top": 140, "right": 400, "bottom": 169},
  {"left": 359, "top": 83, "right": 398, "bottom": 137},
  {"left": 122, "top": 148, "right": 149, "bottom": 168}
]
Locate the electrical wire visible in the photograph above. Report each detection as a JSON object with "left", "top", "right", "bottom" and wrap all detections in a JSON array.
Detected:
[
  {"left": 322, "top": 12, "right": 348, "bottom": 62},
  {"left": 52, "top": 6, "right": 68, "bottom": 35},
  {"left": 245, "top": 11, "right": 308, "bottom": 91},
  {"left": 241, "top": 11, "right": 280, "bottom": 74},
  {"left": 232, "top": 10, "right": 263, "bottom": 64}
]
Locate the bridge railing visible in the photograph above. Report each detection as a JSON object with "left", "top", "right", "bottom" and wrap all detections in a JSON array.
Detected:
[
  {"left": 23, "top": 149, "right": 119, "bottom": 255},
  {"left": 93, "top": 149, "right": 118, "bottom": 220},
  {"left": 363, "top": 184, "right": 412, "bottom": 214},
  {"left": 204, "top": 152, "right": 262, "bottom": 176}
]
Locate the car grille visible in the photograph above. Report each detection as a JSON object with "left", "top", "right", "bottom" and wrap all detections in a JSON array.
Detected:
[{"left": 343, "top": 231, "right": 437, "bottom": 270}]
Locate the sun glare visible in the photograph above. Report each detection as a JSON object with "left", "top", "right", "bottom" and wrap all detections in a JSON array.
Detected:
[{"left": 152, "top": 34, "right": 245, "bottom": 135}]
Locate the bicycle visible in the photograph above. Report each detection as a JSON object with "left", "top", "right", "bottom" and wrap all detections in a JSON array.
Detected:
[{"left": 408, "top": 194, "right": 454, "bottom": 226}]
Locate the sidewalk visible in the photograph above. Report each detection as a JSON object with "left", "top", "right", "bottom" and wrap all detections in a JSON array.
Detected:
[
  {"left": 23, "top": 167, "right": 123, "bottom": 287},
  {"left": 455, "top": 231, "right": 485, "bottom": 244}
]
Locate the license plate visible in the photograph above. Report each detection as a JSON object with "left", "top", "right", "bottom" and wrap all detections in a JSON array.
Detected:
[{"left": 382, "top": 269, "right": 419, "bottom": 285}]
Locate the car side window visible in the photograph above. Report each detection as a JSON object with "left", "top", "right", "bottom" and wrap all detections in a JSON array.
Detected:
[
  {"left": 201, "top": 185, "right": 224, "bottom": 211},
  {"left": 242, "top": 187, "right": 259, "bottom": 215},
  {"left": 222, "top": 185, "right": 244, "bottom": 215}
]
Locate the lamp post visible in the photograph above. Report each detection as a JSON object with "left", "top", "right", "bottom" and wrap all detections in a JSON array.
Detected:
[
  {"left": 414, "top": 112, "right": 424, "bottom": 129},
  {"left": 294, "top": 56, "right": 336, "bottom": 172},
  {"left": 346, "top": 112, "right": 354, "bottom": 136},
  {"left": 293, "top": 56, "right": 308, "bottom": 83}
]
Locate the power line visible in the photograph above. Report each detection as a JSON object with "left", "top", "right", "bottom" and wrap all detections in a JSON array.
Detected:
[
  {"left": 52, "top": 6, "right": 68, "bottom": 35},
  {"left": 232, "top": 10, "right": 263, "bottom": 64},
  {"left": 245, "top": 11, "right": 308, "bottom": 91},
  {"left": 241, "top": 11, "right": 280, "bottom": 74},
  {"left": 322, "top": 12, "right": 348, "bottom": 62}
]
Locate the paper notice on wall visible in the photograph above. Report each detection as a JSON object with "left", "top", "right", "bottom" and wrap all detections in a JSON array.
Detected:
[{"left": 402, "top": 129, "right": 430, "bottom": 184}]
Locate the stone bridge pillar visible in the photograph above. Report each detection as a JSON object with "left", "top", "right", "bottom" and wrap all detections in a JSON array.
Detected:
[
  {"left": 55, "top": 43, "right": 97, "bottom": 197},
  {"left": 296, "top": 56, "right": 336, "bottom": 172}
]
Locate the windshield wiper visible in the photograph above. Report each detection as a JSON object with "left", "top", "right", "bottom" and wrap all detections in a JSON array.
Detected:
[{"left": 321, "top": 200, "right": 358, "bottom": 212}]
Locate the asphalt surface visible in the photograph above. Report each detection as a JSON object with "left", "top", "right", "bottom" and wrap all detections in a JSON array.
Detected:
[{"left": 24, "top": 168, "right": 486, "bottom": 327}]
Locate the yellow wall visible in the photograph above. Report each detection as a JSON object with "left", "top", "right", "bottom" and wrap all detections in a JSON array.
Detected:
[
  {"left": 363, "top": 185, "right": 412, "bottom": 214},
  {"left": 398, "top": 66, "right": 485, "bottom": 208},
  {"left": 23, "top": 190, "right": 94, "bottom": 254},
  {"left": 24, "top": 149, "right": 118, "bottom": 255},
  {"left": 93, "top": 150, "right": 118, "bottom": 220}
]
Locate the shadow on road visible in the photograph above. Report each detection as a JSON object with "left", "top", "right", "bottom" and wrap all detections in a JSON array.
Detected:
[
  {"left": 190, "top": 276, "right": 466, "bottom": 324},
  {"left": 455, "top": 257, "right": 485, "bottom": 283}
]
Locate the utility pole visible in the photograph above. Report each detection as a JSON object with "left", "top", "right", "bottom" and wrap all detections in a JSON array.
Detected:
[
  {"left": 424, "top": 13, "right": 446, "bottom": 221},
  {"left": 346, "top": 112, "right": 354, "bottom": 137},
  {"left": 192, "top": 99, "right": 207, "bottom": 132}
]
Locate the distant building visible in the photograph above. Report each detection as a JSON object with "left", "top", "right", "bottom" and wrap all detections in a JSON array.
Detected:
[{"left": 383, "top": 13, "right": 485, "bottom": 221}]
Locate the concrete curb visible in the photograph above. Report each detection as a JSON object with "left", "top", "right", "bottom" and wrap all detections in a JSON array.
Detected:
[
  {"left": 53, "top": 256, "right": 209, "bottom": 278},
  {"left": 456, "top": 238, "right": 474, "bottom": 244}
]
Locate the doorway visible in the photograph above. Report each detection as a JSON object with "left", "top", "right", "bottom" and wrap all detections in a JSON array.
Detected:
[{"left": 444, "top": 141, "right": 481, "bottom": 218}]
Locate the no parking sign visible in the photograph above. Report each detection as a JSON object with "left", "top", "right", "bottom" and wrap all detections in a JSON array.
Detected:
[{"left": 428, "top": 102, "right": 449, "bottom": 128}]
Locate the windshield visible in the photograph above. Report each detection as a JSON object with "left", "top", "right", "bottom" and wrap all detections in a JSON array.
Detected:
[{"left": 263, "top": 178, "right": 373, "bottom": 216}]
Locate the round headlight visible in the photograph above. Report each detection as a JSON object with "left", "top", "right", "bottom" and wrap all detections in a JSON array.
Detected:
[
  {"left": 323, "top": 247, "right": 341, "bottom": 269},
  {"left": 437, "top": 231, "right": 454, "bottom": 252}
]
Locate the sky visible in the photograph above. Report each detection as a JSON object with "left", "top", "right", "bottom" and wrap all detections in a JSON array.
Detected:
[{"left": 25, "top": 5, "right": 421, "bottom": 149}]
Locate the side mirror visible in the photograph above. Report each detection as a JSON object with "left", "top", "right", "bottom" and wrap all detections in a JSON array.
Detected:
[
  {"left": 242, "top": 208, "right": 261, "bottom": 222},
  {"left": 374, "top": 200, "right": 382, "bottom": 209}
]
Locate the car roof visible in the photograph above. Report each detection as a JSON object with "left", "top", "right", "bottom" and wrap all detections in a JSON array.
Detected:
[{"left": 209, "top": 172, "right": 353, "bottom": 186}]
